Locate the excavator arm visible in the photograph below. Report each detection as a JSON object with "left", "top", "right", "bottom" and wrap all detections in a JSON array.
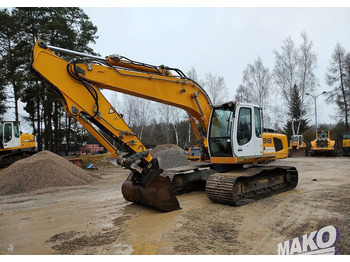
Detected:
[
  {"left": 31, "top": 39, "right": 212, "bottom": 211},
  {"left": 32, "top": 40, "right": 211, "bottom": 154}
]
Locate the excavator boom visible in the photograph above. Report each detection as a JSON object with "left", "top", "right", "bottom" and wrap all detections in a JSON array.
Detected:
[{"left": 32, "top": 40, "right": 184, "bottom": 211}]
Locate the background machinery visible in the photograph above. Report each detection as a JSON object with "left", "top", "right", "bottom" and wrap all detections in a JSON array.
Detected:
[
  {"left": 0, "top": 121, "right": 37, "bottom": 167},
  {"left": 310, "top": 130, "right": 336, "bottom": 156},
  {"left": 289, "top": 134, "right": 307, "bottom": 157},
  {"left": 187, "top": 146, "right": 202, "bottom": 161},
  {"left": 341, "top": 133, "right": 350, "bottom": 156},
  {"left": 31, "top": 39, "right": 298, "bottom": 212}
]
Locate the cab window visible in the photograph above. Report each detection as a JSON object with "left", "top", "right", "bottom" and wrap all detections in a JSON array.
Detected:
[
  {"left": 343, "top": 134, "right": 350, "bottom": 139},
  {"left": 318, "top": 132, "right": 328, "bottom": 139},
  {"left": 237, "top": 107, "right": 252, "bottom": 146},
  {"left": 254, "top": 107, "right": 262, "bottom": 138},
  {"left": 13, "top": 123, "right": 20, "bottom": 138},
  {"left": 4, "top": 123, "right": 12, "bottom": 143}
]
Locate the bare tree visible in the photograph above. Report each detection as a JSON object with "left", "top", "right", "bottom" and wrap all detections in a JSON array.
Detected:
[
  {"left": 234, "top": 84, "right": 252, "bottom": 103},
  {"left": 204, "top": 71, "right": 228, "bottom": 104},
  {"left": 298, "top": 32, "right": 318, "bottom": 100},
  {"left": 273, "top": 33, "right": 318, "bottom": 133},
  {"left": 156, "top": 103, "right": 185, "bottom": 145},
  {"left": 187, "top": 67, "right": 204, "bottom": 86},
  {"left": 242, "top": 56, "right": 271, "bottom": 121},
  {"left": 117, "top": 94, "right": 155, "bottom": 140},
  {"left": 326, "top": 43, "right": 349, "bottom": 129},
  {"left": 273, "top": 37, "right": 299, "bottom": 107},
  {"left": 296, "top": 31, "right": 318, "bottom": 133},
  {"left": 110, "top": 92, "right": 120, "bottom": 111}
]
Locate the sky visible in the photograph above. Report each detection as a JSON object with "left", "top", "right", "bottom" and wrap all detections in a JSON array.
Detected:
[
  {"left": 3, "top": 1, "right": 350, "bottom": 131},
  {"left": 80, "top": 7, "right": 349, "bottom": 127}
]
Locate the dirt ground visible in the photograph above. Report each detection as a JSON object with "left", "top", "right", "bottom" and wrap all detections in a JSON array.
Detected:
[{"left": 0, "top": 156, "right": 349, "bottom": 255}]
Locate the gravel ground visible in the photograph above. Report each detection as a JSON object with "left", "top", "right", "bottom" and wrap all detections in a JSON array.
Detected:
[{"left": 0, "top": 156, "right": 349, "bottom": 255}]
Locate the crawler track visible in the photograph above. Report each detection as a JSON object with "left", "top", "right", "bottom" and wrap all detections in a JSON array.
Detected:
[{"left": 205, "top": 165, "right": 298, "bottom": 206}]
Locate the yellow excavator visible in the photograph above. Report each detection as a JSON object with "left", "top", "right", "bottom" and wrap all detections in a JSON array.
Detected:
[
  {"left": 0, "top": 121, "right": 37, "bottom": 167},
  {"left": 31, "top": 39, "right": 298, "bottom": 211}
]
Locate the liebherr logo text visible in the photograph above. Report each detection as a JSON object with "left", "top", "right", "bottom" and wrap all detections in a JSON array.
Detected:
[{"left": 278, "top": 225, "right": 339, "bottom": 255}]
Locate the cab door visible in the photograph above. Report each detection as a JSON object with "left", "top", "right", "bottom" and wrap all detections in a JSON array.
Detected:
[
  {"left": 253, "top": 107, "right": 263, "bottom": 154},
  {"left": 232, "top": 104, "right": 262, "bottom": 157}
]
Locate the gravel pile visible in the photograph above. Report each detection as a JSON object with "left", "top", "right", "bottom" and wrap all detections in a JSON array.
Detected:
[
  {"left": 152, "top": 144, "right": 188, "bottom": 169},
  {"left": 150, "top": 144, "right": 184, "bottom": 155},
  {"left": 0, "top": 150, "right": 99, "bottom": 195}
]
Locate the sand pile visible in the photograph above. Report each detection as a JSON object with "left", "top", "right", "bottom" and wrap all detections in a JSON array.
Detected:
[
  {"left": 0, "top": 150, "right": 99, "bottom": 195},
  {"left": 152, "top": 144, "right": 188, "bottom": 169}
]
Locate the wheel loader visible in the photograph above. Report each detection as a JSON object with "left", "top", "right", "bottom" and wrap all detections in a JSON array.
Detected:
[
  {"left": 0, "top": 121, "right": 37, "bottom": 167},
  {"left": 310, "top": 130, "right": 336, "bottom": 156},
  {"left": 31, "top": 39, "right": 298, "bottom": 212}
]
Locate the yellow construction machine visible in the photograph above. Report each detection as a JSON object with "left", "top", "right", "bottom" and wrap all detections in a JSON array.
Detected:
[
  {"left": 187, "top": 146, "right": 202, "bottom": 161},
  {"left": 288, "top": 134, "right": 307, "bottom": 157},
  {"left": 341, "top": 133, "right": 350, "bottom": 156},
  {"left": 31, "top": 39, "right": 298, "bottom": 211},
  {"left": 310, "top": 130, "right": 336, "bottom": 156},
  {"left": 0, "top": 121, "right": 37, "bottom": 167}
]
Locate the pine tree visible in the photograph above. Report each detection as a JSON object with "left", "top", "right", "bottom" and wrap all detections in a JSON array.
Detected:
[{"left": 284, "top": 84, "right": 310, "bottom": 138}]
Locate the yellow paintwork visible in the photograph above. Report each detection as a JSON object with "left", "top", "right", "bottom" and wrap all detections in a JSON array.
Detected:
[
  {"left": 210, "top": 155, "right": 275, "bottom": 165},
  {"left": 20, "top": 133, "right": 36, "bottom": 149},
  {"left": 311, "top": 131, "right": 335, "bottom": 152},
  {"left": 187, "top": 146, "right": 202, "bottom": 161},
  {"left": 262, "top": 133, "right": 289, "bottom": 159},
  {"left": 343, "top": 139, "right": 350, "bottom": 148}
]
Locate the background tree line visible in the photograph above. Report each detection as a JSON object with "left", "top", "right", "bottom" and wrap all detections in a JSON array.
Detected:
[
  {"left": 1, "top": 8, "right": 350, "bottom": 154},
  {"left": 0, "top": 7, "right": 98, "bottom": 154},
  {"left": 235, "top": 31, "right": 350, "bottom": 140},
  {"left": 0, "top": 7, "right": 229, "bottom": 152}
]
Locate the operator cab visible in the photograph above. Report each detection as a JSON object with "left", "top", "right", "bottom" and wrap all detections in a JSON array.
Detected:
[
  {"left": 291, "top": 135, "right": 305, "bottom": 146},
  {"left": 317, "top": 131, "right": 329, "bottom": 140},
  {"left": 208, "top": 102, "right": 263, "bottom": 162},
  {"left": 0, "top": 122, "right": 21, "bottom": 149}
]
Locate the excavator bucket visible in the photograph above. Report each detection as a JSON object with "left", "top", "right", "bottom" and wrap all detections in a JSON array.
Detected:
[{"left": 121, "top": 169, "right": 180, "bottom": 212}]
